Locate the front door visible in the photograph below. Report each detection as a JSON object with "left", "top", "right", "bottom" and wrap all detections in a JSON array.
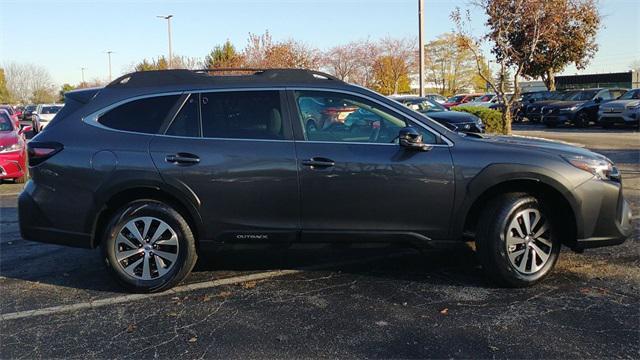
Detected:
[
  {"left": 150, "top": 90, "right": 299, "bottom": 243},
  {"left": 289, "top": 90, "right": 455, "bottom": 242}
]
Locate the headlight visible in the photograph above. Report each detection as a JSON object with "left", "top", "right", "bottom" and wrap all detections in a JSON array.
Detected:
[
  {"left": 560, "top": 106, "right": 578, "bottom": 112},
  {"left": 627, "top": 102, "right": 640, "bottom": 110},
  {"left": 476, "top": 117, "right": 483, "bottom": 125},
  {"left": 0, "top": 141, "right": 24, "bottom": 153},
  {"left": 563, "top": 155, "right": 619, "bottom": 181}
]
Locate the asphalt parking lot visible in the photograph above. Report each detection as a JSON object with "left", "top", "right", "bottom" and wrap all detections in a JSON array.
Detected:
[{"left": 1, "top": 125, "right": 638, "bottom": 359}]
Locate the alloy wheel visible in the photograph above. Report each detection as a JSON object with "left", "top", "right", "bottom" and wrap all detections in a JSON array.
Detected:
[
  {"left": 114, "top": 216, "right": 179, "bottom": 280},
  {"left": 505, "top": 209, "right": 553, "bottom": 274}
]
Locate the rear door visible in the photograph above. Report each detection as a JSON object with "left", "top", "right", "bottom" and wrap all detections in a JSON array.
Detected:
[{"left": 149, "top": 89, "right": 300, "bottom": 243}]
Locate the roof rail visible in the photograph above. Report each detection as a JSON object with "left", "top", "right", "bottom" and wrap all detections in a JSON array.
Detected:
[{"left": 106, "top": 68, "right": 341, "bottom": 89}]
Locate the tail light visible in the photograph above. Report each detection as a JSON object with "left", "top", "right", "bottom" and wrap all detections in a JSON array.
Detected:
[{"left": 27, "top": 142, "right": 63, "bottom": 166}]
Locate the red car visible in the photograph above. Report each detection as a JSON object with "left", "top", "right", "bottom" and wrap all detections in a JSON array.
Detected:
[
  {"left": 443, "top": 94, "right": 482, "bottom": 109},
  {"left": 0, "top": 110, "right": 28, "bottom": 183}
]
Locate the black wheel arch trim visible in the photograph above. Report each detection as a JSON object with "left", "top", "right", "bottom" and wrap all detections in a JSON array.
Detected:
[
  {"left": 86, "top": 179, "right": 204, "bottom": 248},
  {"left": 451, "top": 163, "right": 583, "bottom": 240}
]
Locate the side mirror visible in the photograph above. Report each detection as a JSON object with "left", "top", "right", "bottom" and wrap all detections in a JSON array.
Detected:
[
  {"left": 398, "top": 127, "right": 432, "bottom": 151},
  {"left": 595, "top": 97, "right": 603, "bottom": 103}
]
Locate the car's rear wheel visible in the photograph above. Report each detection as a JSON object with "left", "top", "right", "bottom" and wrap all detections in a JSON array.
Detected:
[
  {"left": 102, "top": 200, "right": 197, "bottom": 293},
  {"left": 476, "top": 193, "right": 561, "bottom": 287}
]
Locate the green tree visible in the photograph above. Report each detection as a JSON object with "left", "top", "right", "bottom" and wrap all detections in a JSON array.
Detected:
[
  {"left": 59, "top": 83, "right": 76, "bottom": 102},
  {"left": 205, "top": 40, "right": 244, "bottom": 69},
  {"left": 0, "top": 69, "right": 12, "bottom": 103}
]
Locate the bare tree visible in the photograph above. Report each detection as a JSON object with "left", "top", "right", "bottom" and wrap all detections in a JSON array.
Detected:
[
  {"left": 4, "top": 62, "right": 55, "bottom": 104},
  {"left": 323, "top": 42, "right": 363, "bottom": 81},
  {"left": 424, "top": 33, "right": 481, "bottom": 95}
]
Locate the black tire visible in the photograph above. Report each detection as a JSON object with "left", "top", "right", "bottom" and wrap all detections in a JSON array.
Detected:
[
  {"left": 574, "top": 111, "right": 590, "bottom": 128},
  {"left": 601, "top": 122, "right": 613, "bottom": 129},
  {"left": 475, "top": 193, "right": 561, "bottom": 287},
  {"left": 101, "top": 200, "right": 198, "bottom": 293},
  {"left": 545, "top": 123, "right": 556, "bottom": 128}
]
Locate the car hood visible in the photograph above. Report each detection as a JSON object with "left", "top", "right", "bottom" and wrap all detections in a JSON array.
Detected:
[
  {"left": 0, "top": 131, "right": 19, "bottom": 147},
  {"left": 601, "top": 99, "right": 640, "bottom": 109},
  {"left": 475, "top": 134, "right": 608, "bottom": 160},
  {"left": 423, "top": 110, "right": 478, "bottom": 123}
]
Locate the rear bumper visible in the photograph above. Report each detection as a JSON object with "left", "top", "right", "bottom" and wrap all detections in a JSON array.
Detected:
[
  {"left": 572, "top": 178, "right": 633, "bottom": 251},
  {"left": 18, "top": 182, "right": 93, "bottom": 248}
]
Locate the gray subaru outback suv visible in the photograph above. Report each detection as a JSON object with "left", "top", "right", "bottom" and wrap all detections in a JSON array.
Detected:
[{"left": 19, "top": 69, "right": 632, "bottom": 292}]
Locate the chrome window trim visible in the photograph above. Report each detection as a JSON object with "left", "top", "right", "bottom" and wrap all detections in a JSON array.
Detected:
[
  {"left": 287, "top": 87, "right": 453, "bottom": 147},
  {"left": 83, "top": 87, "right": 453, "bottom": 148},
  {"left": 82, "top": 91, "right": 185, "bottom": 135}
]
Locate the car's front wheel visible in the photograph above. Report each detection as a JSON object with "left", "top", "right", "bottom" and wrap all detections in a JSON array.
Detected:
[
  {"left": 102, "top": 200, "right": 198, "bottom": 293},
  {"left": 476, "top": 193, "right": 561, "bottom": 287}
]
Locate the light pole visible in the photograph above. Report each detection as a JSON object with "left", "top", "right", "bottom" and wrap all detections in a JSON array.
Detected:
[
  {"left": 157, "top": 15, "right": 173, "bottom": 69},
  {"left": 418, "top": 0, "right": 425, "bottom": 97},
  {"left": 106, "top": 51, "right": 114, "bottom": 81},
  {"left": 80, "top": 67, "right": 86, "bottom": 84}
]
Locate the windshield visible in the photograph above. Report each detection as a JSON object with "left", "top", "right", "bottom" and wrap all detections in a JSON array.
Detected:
[
  {"left": 565, "top": 90, "right": 598, "bottom": 101},
  {"left": 447, "top": 95, "right": 465, "bottom": 103},
  {"left": 402, "top": 98, "right": 446, "bottom": 113},
  {"left": 619, "top": 90, "right": 640, "bottom": 100},
  {"left": 0, "top": 113, "right": 13, "bottom": 131},
  {"left": 41, "top": 106, "right": 62, "bottom": 114}
]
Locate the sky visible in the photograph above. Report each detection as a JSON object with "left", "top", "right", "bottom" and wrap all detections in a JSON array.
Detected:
[{"left": 1, "top": 0, "right": 639, "bottom": 86}]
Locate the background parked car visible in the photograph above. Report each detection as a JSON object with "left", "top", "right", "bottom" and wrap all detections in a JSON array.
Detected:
[
  {"left": 32, "top": 104, "right": 64, "bottom": 133},
  {"left": 21, "top": 104, "right": 36, "bottom": 125},
  {"left": 524, "top": 91, "right": 572, "bottom": 122},
  {"left": 541, "top": 88, "right": 627, "bottom": 127},
  {"left": 391, "top": 95, "right": 485, "bottom": 133},
  {"left": 0, "top": 109, "right": 28, "bottom": 183},
  {"left": 442, "top": 94, "right": 481, "bottom": 109},
  {"left": 424, "top": 93, "right": 447, "bottom": 104},
  {"left": 0, "top": 105, "right": 20, "bottom": 128},
  {"left": 465, "top": 94, "right": 497, "bottom": 108},
  {"left": 598, "top": 88, "right": 640, "bottom": 128}
]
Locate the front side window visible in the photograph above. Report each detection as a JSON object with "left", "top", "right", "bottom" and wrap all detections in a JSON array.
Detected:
[
  {"left": 619, "top": 90, "right": 640, "bottom": 100},
  {"left": 201, "top": 91, "right": 284, "bottom": 140},
  {"left": 294, "top": 90, "right": 436, "bottom": 144},
  {"left": 99, "top": 95, "right": 181, "bottom": 134}
]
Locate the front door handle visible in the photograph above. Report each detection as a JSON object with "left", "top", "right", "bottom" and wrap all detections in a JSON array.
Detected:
[
  {"left": 165, "top": 153, "right": 200, "bottom": 165},
  {"left": 301, "top": 157, "right": 335, "bottom": 168}
]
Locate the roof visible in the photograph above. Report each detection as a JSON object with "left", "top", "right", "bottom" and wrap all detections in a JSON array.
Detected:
[{"left": 105, "top": 68, "right": 343, "bottom": 89}]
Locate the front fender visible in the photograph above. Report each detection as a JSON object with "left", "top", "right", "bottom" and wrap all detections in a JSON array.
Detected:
[{"left": 450, "top": 163, "right": 583, "bottom": 240}]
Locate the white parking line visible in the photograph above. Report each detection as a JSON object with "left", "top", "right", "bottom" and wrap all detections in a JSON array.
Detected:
[{"left": 0, "top": 251, "right": 412, "bottom": 322}]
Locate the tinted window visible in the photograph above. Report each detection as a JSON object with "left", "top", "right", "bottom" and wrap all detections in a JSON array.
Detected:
[
  {"left": 0, "top": 113, "right": 13, "bottom": 131},
  {"left": 41, "top": 106, "right": 62, "bottom": 114},
  {"left": 166, "top": 94, "right": 200, "bottom": 137},
  {"left": 99, "top": 95, "right": 180, "bottom": 134},
  {"left": 599, "top": 90, "right": 612, "bottom": 100},
  {"left": 294, "top": 90, "right": 436, "bottom": 144},
  {"left": 201, "top": 91, "right": 283, "bottom": 140}
]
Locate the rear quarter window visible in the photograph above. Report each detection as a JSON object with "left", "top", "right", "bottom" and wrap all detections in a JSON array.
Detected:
[{"left": 99, "top": 95, "right": 181, "bottom": 134}]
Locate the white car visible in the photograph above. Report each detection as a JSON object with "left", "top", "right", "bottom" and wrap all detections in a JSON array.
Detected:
[
  {"left": 32, "top": 104, "right": 64, "bottom": 133},
  {"left": 597, "top": 88, "right": 640, "bottom": 128}
]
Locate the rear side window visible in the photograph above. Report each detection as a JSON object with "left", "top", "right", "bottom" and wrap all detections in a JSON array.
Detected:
[
  {"left": 200, "top": 91, "right": 284, "bottom": 140},
  {"left": 166, "top": 94, "right": 200, "bottom": 137},
  {"left": 99, "top": 95, "right": 180, "bottom": 134}
]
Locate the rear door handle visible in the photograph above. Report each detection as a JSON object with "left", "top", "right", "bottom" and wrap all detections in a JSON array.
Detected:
[
  {"left": 165, "top": 153, "right": 200, "bottom": 165},
  {"left": 301, "top": 157, "right": 335, "bottom": 168}
]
